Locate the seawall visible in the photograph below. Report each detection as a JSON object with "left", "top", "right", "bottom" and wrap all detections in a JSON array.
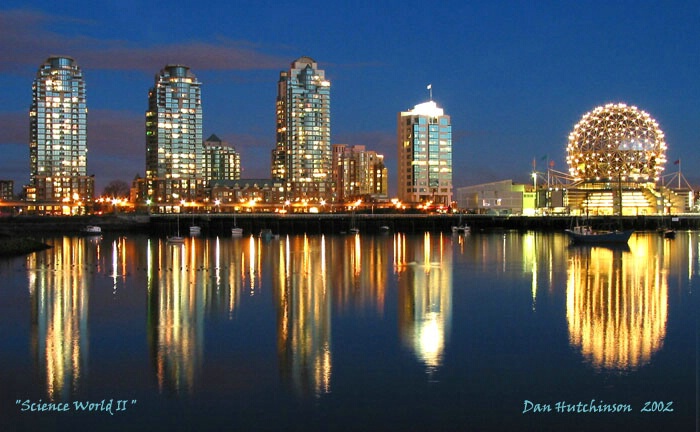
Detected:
[{"left": 1, "top": 213, "right": 697, "bottom": 236}]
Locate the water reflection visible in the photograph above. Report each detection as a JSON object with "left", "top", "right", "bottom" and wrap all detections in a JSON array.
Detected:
[
  {"left": 27, "top": 237, "right": 98, "bottom": 400},
  {"left": 395, "top": 233, "right": 452, "bottom": 376},
  {"left": 452, "top": 231, "right": 571, "bottom": 311},
  {"left": 147, "top": 239, "right": 207, "bottom": 395},
  {"left": 332, "top": 234, "right": 389, "bottom": 315},
  {"left": 566, "top": 236, "right": 668, "bottom": 372},
  {"left": 275, "top": 235, "right": 332, "bottom": 397},
  {"left": 22, "top": 231, "right": 684, "bottom": 404}
]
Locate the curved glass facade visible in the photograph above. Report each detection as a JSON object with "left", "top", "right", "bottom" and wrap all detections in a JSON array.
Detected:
[
  {"left": 145, "top": 65, "right": 203, "bottom": 205},
  {"left": 272, "top": 57, "right": 332, "bottom": 203},
  {"left": 28, "top": 56, "right": 93, "bottom": 208}
]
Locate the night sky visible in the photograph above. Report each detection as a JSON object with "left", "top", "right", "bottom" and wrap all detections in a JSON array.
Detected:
[{"left": 0, "top": 0, "right": 698, "bottom": 195}]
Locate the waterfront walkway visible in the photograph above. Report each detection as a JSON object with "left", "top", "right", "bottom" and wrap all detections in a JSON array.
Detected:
[{"left": 2, "top": 213, "right": 698, "bottom": 236}]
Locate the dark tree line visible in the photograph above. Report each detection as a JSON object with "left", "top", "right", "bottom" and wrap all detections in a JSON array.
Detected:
[{"left": 102, "top": 180, "right": 130, "bottom": 198}]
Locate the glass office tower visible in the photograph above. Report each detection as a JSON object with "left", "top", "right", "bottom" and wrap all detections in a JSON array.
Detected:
[
  {"left": 145, "top": 65, "right": 203, "bottom": 207},
  {"left": 28, "top": 56, "right": 93, "bottom": 212},
  {"left": 397, "top": 101, "right": 453, "bottom": 207},
  {"left": 272, "top": 57, "right": 332, "bottom": 203}
]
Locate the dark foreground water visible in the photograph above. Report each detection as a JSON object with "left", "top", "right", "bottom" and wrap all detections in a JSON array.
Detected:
[{"left": 0, "top": 230, "right": 697, "bottom": 431}]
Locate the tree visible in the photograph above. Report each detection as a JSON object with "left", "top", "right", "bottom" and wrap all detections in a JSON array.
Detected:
[{"left": 103, "top": 180, "right": 130, "bottom": 198}]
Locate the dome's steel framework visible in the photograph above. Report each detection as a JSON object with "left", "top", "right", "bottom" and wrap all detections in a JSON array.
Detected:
[
  {"left": 541, "top": 103, "right": 693, "bottom": 215},
  {"left": 566, "top": 103, "right": 666, "bottom": 183}
]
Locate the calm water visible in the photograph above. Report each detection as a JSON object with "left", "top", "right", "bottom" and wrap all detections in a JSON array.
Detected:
[{"left": 0, "top": 230, "right": 697, "bottom": 431}]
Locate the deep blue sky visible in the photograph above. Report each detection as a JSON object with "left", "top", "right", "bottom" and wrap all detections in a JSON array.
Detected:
[{"left": 0, "top": 0, "right": 698, "bottom": 195}]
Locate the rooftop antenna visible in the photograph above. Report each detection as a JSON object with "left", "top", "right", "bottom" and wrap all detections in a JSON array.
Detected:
[{"left": 427, "top": 84, "right": 432, "bottom": 101}]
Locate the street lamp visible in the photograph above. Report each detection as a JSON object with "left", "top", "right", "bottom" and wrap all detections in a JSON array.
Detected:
[{"left": 532, "top": 172, "right": 538, "bottom": 211}]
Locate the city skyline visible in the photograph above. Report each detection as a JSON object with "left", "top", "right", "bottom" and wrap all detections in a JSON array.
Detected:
[{"left": 0, "top": 1, "right": 698, "bottom": 196}]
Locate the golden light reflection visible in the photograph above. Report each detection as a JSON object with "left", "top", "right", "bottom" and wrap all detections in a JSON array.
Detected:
[
  {"left": 566, "top": 236, "right": 667, "bottom": 372},
  {"left": 27, "top": 237, "right": 94, "bottom": 400},
  {"left": 353, "top": 233, "right": 361, "bottom": 276},
  {"left": 109, "top": 237, "right": 128, "bottom": 293},
  {"left": 333, "top": 235, "right": 388, "bottom": 315},
  {"left": 276, "top": 235, "right": 332, "bottom": 397},
  {"left": 214, "top": 236, "right": 221, "bottom": 289},
  {"left": 248, "top": 235, "right": 256, "bottom": 293},
  {"left": 522, "top": 233, "right": 538, "bottom": 310},
  {"left": 396, "top": 233, "right": 452, "bottom": 376},
  {"left": 148, "top": 241, "right": 203, "bottom": 394},
  {"left": 393, "top": 232, "right": 406, "bottom": 269}
]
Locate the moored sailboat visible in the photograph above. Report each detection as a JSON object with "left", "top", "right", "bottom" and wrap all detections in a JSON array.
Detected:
[
  {"left": 231, "top": 209, "right": 243, "bottom": 237},
  {"left": 565, "top": 224, "right": 633, "bottom": 244},
  {"left": 167, "top": 214, "right": 186, "bottom": 244}
]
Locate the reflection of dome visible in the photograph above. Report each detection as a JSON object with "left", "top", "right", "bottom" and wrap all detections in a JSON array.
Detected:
[
  {"left": 566, "top": 238, "right": 667, "bottom": 372},
  {"left": 566, "top": 103, "right": 666, "bottom": 182}
]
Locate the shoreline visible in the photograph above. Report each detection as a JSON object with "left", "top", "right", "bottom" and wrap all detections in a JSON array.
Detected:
[
  {"left": 0, "top": 235, "right": 51, "bottom": 257},
  {"left": 0, "top": 213, "right": 697, "bottom": 237}
]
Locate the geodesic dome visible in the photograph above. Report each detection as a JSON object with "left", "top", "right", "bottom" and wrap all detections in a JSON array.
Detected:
[{"left": 566, "top": 103, "right": 666, "bottom": 182}]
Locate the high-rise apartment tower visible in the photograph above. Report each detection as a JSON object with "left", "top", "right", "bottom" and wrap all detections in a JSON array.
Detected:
[
  {"left": 272, "top": 57, "right": 332, "bottom": 203},
  {"left": 332, "top": 144, "right": 388, "bottom": 202},
  {"left": 203, "top": 134, "right": 241, "bottom": 182},
  {"left": 145, "top": 65, "right": 203, "bottom": 206},
  {"left": 27, "top": 56, "right": 93, "bottom": 211}
]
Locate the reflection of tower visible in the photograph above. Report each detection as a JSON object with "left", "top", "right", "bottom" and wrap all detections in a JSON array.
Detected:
[
  {"left": 28, "top": 237, "right": 93, "bottom": 400},
  {"left": 566, "top": 238, "right": 667, "bottom": 372},
  {"left": 147, "top": 241, "right": 204, "bottom": 394},
  {"left": 396, "top": 233, "right": 453, "bottom": 375},
  {"left": 275, "top": 235, "right": 332, "bottom": 397},
  {"left": 213, "top": 236, "right": 244, "bottom": 317},
  {"left": 331, "top": 233, "right": 388, "bottom": 314}
]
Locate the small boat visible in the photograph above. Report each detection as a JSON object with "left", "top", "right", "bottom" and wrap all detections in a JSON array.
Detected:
[
  {"left": 167, "top": 235, "right": 185, "bottom": 244},
  {"left": 168, "top": 214, "right": 185, "bottom": 244},
  {"left": 451, "top": 225, "right": 470, "bottom": 234},
  {"left": 565, "top": 225, "right": 633, "bottom": 244},
  {"left": 231, "top": 211, "right": 243, "bottom": 237},
  {"left": 189, "top": 225, "right": 201, "bottom": 236},
  {"left": 451, "top": 214, "right": 470, "bottom": 234},
  {"left": 82, "top": 225, "right": 102, "bottom": 234},
  {"left": 658, "top": 228, "right": 676, "bottom": 239},
  {"left": 259, "top": 229, "right": 274, "bottom": 240},
  {"left": 379, "top": 225, "right": 390, "bottom": 233},
  {"left": 349, "top": 208, "right": 359, "bottom": 234}
]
